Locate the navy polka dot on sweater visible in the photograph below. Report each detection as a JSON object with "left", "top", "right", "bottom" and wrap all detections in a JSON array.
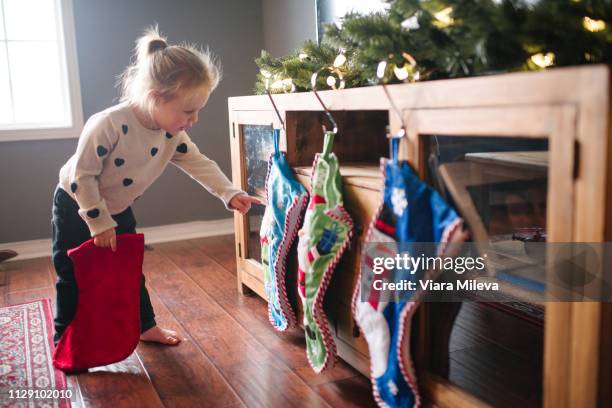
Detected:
[
  {"left": 165, "top": 132, "right": 173, "bottom": 139},
  {"left": 70, "top": 182, "right": 77, "bottom": 193},
  {"left": 96, "top": 146, "right": 108, "bottom": 156},
  {"left": 87, "top": 209, "right": 100, "bottom": 218},
  {"left": 151, "top": 147, "right": 158, "bottom": 156},
  {"left": 122, "top": 124, "right": 128, "bottom": 135},
  {"left": 123, "top": 178, "right": 133, "bottom": 186},
  {"left": 114, "top": 158, "right": 125, "bottom": 166},
  {"left": 176, "top": 143, "right": 188, "bottom": 154}
]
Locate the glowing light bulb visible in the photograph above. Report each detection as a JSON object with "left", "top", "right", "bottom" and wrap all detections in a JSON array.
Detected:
[
  {"left": 393, "top": 65, "right": 409, "bottom": 81},
  {"left": 311, "top": 72, "right": 318, "bottom": 88},
  {"left": 402, "top": 52, "right": 417, "bottom": 67},
  {"left": 530, "top": 52, "right": 555, "bottom": 68},
  {"left": 401, "top": 14, "right": 419, "bottom": 30},
  {"left": 433, "top": 7, "right": 454, "bottom": 28},
  {"left": 583, "top": 16, "right": 606, "bottom": 32},
  {"left": 377, "top": 61, "right": 387, "bottom": 80},
  {"left": 333, "top": 53, "right": 347, "bottom": 67},
  {"left": 326, "top": 75, "right": 336, "bottom": 87},
  {"left": 270, "top": 80, "right": 284, "bottom": 89}
]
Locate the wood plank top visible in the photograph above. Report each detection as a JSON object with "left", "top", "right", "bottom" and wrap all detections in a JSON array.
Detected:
[
  {"left": 294, "top": 163, "right": 382, "bottom": 191},
  {"left": 229, "top": 65, "right": 608, "bottom": 112},
  {"left": 465, "top": 151, "right": 549, "bottom": 170}
]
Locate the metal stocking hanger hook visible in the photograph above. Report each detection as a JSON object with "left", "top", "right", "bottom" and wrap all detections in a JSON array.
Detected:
[
  {"left": 311, "top": 69, "right": 338, "bottom": 135},
  {"left": 265, "top": 87, "right": 286, "bottom": 132},
  {"left": 376, "top": 63, "right": 407, "bottom": 140}
]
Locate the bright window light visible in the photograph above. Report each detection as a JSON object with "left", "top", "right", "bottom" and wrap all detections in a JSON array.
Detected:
[
  {"left": 0, "top": 0, "right": 82, "bottom": 141},
  {"left": 330, "top": 0, "right": 388, "bottom": 27}
]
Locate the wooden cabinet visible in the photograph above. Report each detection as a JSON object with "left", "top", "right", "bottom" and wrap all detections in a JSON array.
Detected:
[{"left": 228, "top": 65, "right": 611, "bottom": 407}]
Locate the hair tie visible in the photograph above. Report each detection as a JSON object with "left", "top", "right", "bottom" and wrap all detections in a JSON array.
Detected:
[{"left": 148, "top": 39, "right": 167, "bottom": 55}]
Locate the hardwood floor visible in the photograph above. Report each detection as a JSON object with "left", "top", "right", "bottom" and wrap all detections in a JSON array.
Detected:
[
  {"left": 0, "top": 235, "right": 375, "bottom": 408},
  {"left": 0, "top": 235, "right": 543, "bottom": 407}
]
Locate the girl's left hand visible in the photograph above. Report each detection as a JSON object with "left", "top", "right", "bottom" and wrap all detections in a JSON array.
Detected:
[{"left": 230, "top": 194, "right": 265, "bottom": 215}]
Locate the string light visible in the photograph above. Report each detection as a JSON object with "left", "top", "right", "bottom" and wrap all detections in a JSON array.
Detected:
[
  {"left": 312, "top": 68, "right": 345, "bottom": 90},
  {"left": 282, "top": 78, "right": 295, "bottom": 93},
  {"left": 393, "top": 65, "right": 409, "bottom": 81},
  {"left": 401, "top": 13, "right": 420, "bottom": 30},
  {"left": 583, "top": 16, "right": 606, "bottom": 32},
  {"left": 270, "top": 80, "right": 284, "bottom": 89},
  {"left": 333, "top": 53, "right": 347, "bottom": 68},
  {"left": 530, "top": 52, "right": 555, "bottom": 68},
  {"left": 310, "top": 72, "right": 318, "bottom": 89},
  {"left": 377, "top": 54, "right": 420, "bottom": 83},
  {"left": 433, "top": 7, "right": 454, "bottom": 28},
  {"left": 377, "top": 61, "right": 387, "bottom": 79},
  {"left": 270, "top": 78, "right": 295, "bottom": 93},
  {"left": 402, "top": 52, "right": 417, "bottom": 67},
  {"left": 299, "top": 52, "right": 308, "bottom": 60},
  {"left": 327, "top": 70, "right": 345, "bottom": 89}
]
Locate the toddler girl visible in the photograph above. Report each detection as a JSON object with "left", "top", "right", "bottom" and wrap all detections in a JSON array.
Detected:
[{"left": 51, "top": 27, "right": 260, "bottom": 345}]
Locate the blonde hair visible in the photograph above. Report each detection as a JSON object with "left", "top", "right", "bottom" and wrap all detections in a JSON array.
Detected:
[{"left": 118, "top": 25, "right": 221, "bottom": 116}]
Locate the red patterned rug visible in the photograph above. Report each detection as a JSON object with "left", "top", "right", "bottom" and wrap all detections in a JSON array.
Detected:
[{"left": 0, "top": 299, "right": 71, "bottom": 407}]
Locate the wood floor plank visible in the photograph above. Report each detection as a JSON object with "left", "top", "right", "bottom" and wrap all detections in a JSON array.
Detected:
[
  {"left": 191, "top": 235, "right": 237, "bottom": 273},
  {"left": 157, "top": 239, "right": 361, "bottom": 387},
  {"left": 6, "top": 257, "right": 54, "bottom": 293},
  {"left": 6, "top": 286, "right": 56, "bottom": 307},
  {"left": 314, "top": 375, "right": 377, "bottom": 408},
  {"left": 0, "top": 264, "right": 8, "bottom": 306},
  {"left": 75, "top": 352, "right": 164, "bottom": 408},
  {"left": 141, "top": 248, "right": 227, "bottom": 324},
  {"left": 137, "top": 251, "right": 244, "bottom": 408},
  {"left": 5, "top": 258, "right": 55, "bottom": 308},
  {"left": 143, "top": 245, "right": 331, "bottom": 408},
  {"left": 221, "top": 358, "right": 330, "bottom": 408}
]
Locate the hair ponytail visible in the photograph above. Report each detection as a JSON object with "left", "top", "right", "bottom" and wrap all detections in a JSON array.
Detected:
[
  {"left": 117, "top": 25, "right": 220, "bottom": 117},
  {"left": 135, "top": 26, "right": 167, "bottom": 63}
]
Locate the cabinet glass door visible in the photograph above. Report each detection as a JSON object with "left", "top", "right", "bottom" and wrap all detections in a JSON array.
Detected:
[
  {"left": 242, "top": 124, "right": 274, "bottom": 262},
  {"left": 423, "top": 134, "right": 547, "bottom": 408}
]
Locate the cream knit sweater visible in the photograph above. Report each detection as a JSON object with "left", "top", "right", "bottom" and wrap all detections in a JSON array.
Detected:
[{"left": 59, "top": 102, "right": 243, "bottom": 236}]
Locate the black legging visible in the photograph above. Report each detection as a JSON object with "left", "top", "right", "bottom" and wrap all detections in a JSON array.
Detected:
[{"left": 51, "top": 186, "right": 156, "bottom": 344}]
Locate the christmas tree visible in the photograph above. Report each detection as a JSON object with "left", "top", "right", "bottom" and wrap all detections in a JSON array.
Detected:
[{"left": 255, "top": 0, "right": 611, "bottom": 93}]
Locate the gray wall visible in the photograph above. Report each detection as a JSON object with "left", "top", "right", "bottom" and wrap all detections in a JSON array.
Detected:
[
  {"left": 262, "top": 0, "right": 316, "bottom": 57},
  {"left": 0, "top": 0, "right": 263, "bottom": 243}
]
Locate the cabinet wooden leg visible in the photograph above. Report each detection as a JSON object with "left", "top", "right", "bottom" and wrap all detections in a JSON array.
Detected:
[{"left": 237, "top": 279, "right": 254, "bottom": 295}]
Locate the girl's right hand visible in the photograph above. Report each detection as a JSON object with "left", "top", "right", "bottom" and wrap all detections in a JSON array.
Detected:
[{"left": 94, "top": 228, "right": 117, "bottom": 252}]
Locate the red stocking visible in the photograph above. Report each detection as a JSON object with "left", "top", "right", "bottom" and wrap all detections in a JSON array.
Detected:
[{"left": 53, "top": 233, "right": 144, "bottom": 371}]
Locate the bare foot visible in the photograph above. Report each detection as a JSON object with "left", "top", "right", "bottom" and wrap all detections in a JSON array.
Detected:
[{"left": 140, "top": 326, "right": 182, "bottom": 345}]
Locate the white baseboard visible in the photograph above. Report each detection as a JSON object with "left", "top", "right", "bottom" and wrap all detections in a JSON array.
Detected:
[{"left": 0, "top": 218, "right": 235, "bottom": 262}]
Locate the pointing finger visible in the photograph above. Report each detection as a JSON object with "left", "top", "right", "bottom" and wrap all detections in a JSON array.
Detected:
[{"left": 243, "top": 196, "right": 265, "bottom": 205}]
